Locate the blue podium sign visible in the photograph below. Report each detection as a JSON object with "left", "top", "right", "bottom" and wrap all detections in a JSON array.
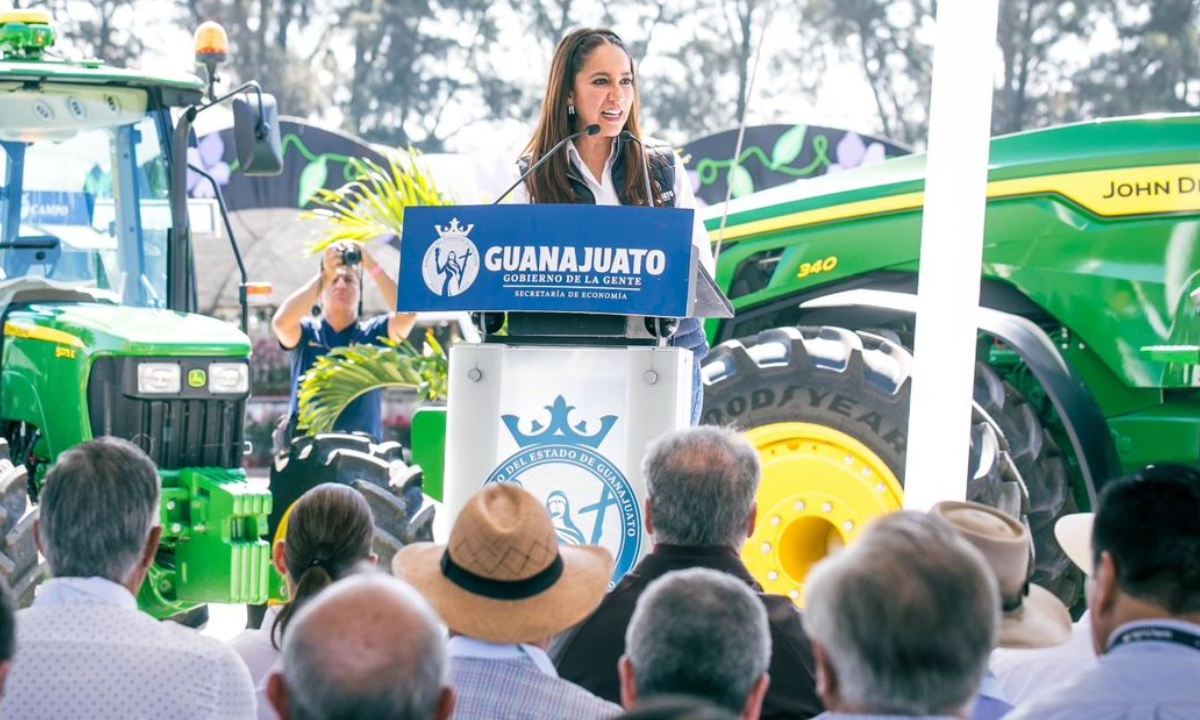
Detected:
[{"left": 397, "top": 205, "right": 695, "bottom": 317}]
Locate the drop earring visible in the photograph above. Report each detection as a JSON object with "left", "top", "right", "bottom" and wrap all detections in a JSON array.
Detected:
[{"left": 568, "top": 104, "right": 575, "bottom": 116}]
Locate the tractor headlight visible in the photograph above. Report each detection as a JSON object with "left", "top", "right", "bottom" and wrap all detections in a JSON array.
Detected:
[
  {"left": 137, "top": 363, "right": 181, "bottom": 394},
  {"left": 208, "top": 362, "right": 249, "bottom": 394}
]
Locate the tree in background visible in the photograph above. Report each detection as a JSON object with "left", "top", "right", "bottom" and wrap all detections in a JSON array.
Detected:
[
  {"left": 801, "top": 0, "right": 933, "bottom": 146},
  {"left": 1073, "top": 0, "right": 1200, "bottom": 118},
  {"left": 15, "top": 0, "right": 146, "bottom": 68},
  {"left": 25, "top": 0, "right": 1200, "bottom": 151},
  {"left": 339, "top": 0, "right": 498, "bottom": 150},
  {"left": 181, "top": 0, "right": 337, "bottom": 124},
  {"left": 638, "top": 0, "right": 799, "bottom": 140},
  {"left": 992, "top": 0, "right": 1097, "bottom": 134}
]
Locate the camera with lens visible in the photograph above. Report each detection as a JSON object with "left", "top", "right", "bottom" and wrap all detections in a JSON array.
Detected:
[{"left": 334, "top": 243, "right": 362, "bottom": 266}]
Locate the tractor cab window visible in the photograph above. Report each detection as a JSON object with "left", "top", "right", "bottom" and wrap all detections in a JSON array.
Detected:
[{"left": 0, "top": 86, "right": 169, "bottom": 308}]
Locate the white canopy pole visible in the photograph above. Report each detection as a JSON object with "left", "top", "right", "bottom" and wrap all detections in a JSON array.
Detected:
[{"left": 902, "top": 0, "right": 1000, "bottom": 510}]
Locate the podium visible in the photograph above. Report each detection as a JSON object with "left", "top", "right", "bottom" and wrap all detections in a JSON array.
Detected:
[{"left": 400, "top": 204, "right": 732, "bottom": 585}]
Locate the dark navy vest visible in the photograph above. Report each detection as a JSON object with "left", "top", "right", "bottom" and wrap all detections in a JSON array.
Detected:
[{"left": 519, "top": 138, "right": 708, "bottom": 363}]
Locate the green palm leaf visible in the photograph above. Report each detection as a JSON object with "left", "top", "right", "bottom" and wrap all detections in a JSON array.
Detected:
[
  {"left": 302, "top": 147, "right": 450, "bottom": 254},
  {"left": 297, "top": 335, "right": 449, "bottom": 436}
]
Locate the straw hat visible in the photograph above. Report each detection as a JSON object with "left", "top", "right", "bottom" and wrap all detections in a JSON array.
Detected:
[
  {"left": 392, "top": 484, "right": 613, "bottom": 644},
  {"left": 1054, "top": 512, "right": 1094, "bottom": 576},
  {"left": 931, "top": 501, "right": 1072, "bottom": 649}
]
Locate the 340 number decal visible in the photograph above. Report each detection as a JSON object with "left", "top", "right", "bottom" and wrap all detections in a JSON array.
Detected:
[{"left": 797, "top": 255, "right": 839, "bottom": 279}]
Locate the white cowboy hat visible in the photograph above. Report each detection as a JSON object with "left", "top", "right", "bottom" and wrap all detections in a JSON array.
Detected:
[
  {"left": 931, "top": 501, "right": 1073, "bottom": 649},
  {"left": 1054, "top": 512, "right": 1094, "bottom": 576}
]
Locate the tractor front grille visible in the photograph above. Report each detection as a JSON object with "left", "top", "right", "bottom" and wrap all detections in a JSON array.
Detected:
[{"left": 86, "top": 356, "right": 247, "bottom": 470}]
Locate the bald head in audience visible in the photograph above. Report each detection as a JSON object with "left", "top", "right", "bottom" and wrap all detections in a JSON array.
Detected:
[{"left": 268, "top": 572, "right": 454, "bottom": 720}]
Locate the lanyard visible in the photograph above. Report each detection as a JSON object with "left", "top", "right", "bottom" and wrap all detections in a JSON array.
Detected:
[{"left": 1111, "top": 625, "right": 1200, "bottom": 653}]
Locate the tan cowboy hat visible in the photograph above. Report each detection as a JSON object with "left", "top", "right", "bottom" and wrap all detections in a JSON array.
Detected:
[
  {"left": 392, "top": 484, "right": 613, "bottom": 644},
  {"left": 931, "top": 501, "right": 1072, "bottom": 649},
  {"left": 1054, "top": 512, "right": 1094, "bottom": 576}
]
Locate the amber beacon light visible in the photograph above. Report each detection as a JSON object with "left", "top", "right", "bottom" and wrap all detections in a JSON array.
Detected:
[{"left": 193, "top": 21, "right": 229, "bottom": 66}]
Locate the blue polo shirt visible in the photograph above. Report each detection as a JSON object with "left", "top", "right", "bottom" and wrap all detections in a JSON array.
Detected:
[{"left": 286, "top": 315, "right": 390, "bottom": 439}]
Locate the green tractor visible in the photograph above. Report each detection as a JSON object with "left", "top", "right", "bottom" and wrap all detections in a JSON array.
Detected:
[
  {"left": 0, "top": 10, "right": 287, "bottom": 617},
  {"left": 699, "top": 114, "right": 1200, "bottom": 605}
]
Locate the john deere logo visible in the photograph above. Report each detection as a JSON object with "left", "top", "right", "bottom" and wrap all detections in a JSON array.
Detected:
[{"left": 187, "top": 369, "right": 207, "bottom": 388}]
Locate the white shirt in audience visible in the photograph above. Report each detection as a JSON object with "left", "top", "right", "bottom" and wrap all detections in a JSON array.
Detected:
[
  {"left": 230, "top": 605, "right": 283, "bottom": 689},
  {"left": 1005, "top": 618, "right": 1200, "bottom": 719},
  {"left": 989, "top": 611, "right": 1097, "bottom": 705},
  {"left": 1, "top": 576, "right": 256, "bottom": 720},
  {"left": 228, "top": 605, "right": 286, "bottom": 720},
  {"left": 816, "top": 710, "right": 955, "bottom": 715},
  {"left": 255, "top": 657, "right": 284, "bottom": 720}
]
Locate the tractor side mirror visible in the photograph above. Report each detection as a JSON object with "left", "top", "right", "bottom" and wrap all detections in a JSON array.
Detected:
[{"left": 232, "top": 93, "right": 283, "bottom": 176}]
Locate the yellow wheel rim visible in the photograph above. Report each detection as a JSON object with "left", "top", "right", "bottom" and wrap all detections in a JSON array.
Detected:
[{"left": 741, "top": 422, "right": 904, "bottom": 606}]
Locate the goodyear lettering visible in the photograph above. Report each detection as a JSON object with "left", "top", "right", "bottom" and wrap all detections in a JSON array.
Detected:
[
  {"left": 704, "top": 383, "right": 908, "bottom": 455},
  {"left": 829, "top": 394, "right": 854, "bottom": 417},
  {"left": 857, "top": 411, "right": 883, "bottom": 433}
]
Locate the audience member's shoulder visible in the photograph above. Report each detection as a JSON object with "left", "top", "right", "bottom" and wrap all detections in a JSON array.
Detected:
[
  {"left": 555, "top": 674, "right": 623, "bottom": 714},
  {"left": 1006, "top": 695, "right": 1095, "bottom": 720},
  {"left": 156, "top": 614, "right": 251, "bottom": 667},
  {"left": 1005, "top": 659, "right": 1129, "bottom": 720},
  {"left": 758, "top": 592, "right": 810, "bottom": 642},
  {"left": 759, "top": 590, "right": 801, "bottom": 620}
]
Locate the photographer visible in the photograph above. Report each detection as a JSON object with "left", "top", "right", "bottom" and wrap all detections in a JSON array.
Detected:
[{"left": 272, "top": 242, "right": 416, "bottom": 443}]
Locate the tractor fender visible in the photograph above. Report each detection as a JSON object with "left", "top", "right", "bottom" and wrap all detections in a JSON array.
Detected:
[{"left": 800, "top": 288, "right": 1120, "bottom": 504}]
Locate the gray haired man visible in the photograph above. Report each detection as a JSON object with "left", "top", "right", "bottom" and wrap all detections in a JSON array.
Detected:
[
  {"left": 554, "top": 426, "right": 822, "bottom": 718},
  {"left": 803, "top": 512, "right": 1000, "bottom": 719},
  {"left": 1, "top": 438, "right": 256, "bottom": 719},
  {"left": 268, "top": 572, "right": 454, "bottom": 720},
  {"left": 620, "top": 568, "right": 771, "bottom": 719}
]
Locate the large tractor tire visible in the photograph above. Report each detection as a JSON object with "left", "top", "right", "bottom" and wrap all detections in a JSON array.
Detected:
[
  {"left": 701, "top": 326, "right": 1076, "bottom": 605},
  {"left": 0, "top": 440, "right": 46, "bottom": 606},
  {"left": 974, "top": 364, "right": 1082, "bottom": 602},
  {"left": 268, "top": 433, "right": 435, "bottom": 571}
]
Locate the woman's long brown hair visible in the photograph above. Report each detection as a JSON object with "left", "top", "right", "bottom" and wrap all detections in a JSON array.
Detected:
[
  {"left": 271, "top": 483, "right": 375, "bottom": 649},
  {"left": 523, "top": 28, "right": 666, "bottom": 207}
]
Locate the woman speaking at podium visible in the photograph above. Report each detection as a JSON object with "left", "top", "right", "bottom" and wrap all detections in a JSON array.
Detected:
[{"left": 512, "top": 27, "right": 714, "bottom": 424}]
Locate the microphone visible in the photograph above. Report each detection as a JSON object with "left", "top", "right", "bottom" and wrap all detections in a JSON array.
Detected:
[
  {"left": 493, "top": 124, "right": 601, "bottom": 204},
  {"left": 620, "top": 131, "right": 655, "bottom": 207}
]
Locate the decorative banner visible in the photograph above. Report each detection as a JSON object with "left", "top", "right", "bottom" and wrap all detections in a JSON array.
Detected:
[
  {"left": 398, "top": 205, "right": 696, "bottom": 317},
  {"left": 186, "top": 118, "right": 388, "bottom": 211},
  {"left": 683, "top": 124, "right": 909, "bottom": 204}
]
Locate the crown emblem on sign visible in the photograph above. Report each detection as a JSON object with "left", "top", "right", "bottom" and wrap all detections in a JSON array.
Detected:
[
  {"left": 502, "top": 395, "right": 617, "bottom": 449},
  {"left": 435, "top": 217, "right": 474, "bottom": 238}
]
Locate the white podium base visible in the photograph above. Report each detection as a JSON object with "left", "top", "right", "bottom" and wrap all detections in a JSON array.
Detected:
[{"left": 441, "top": 343, "right": 692, "bottom": 583}]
